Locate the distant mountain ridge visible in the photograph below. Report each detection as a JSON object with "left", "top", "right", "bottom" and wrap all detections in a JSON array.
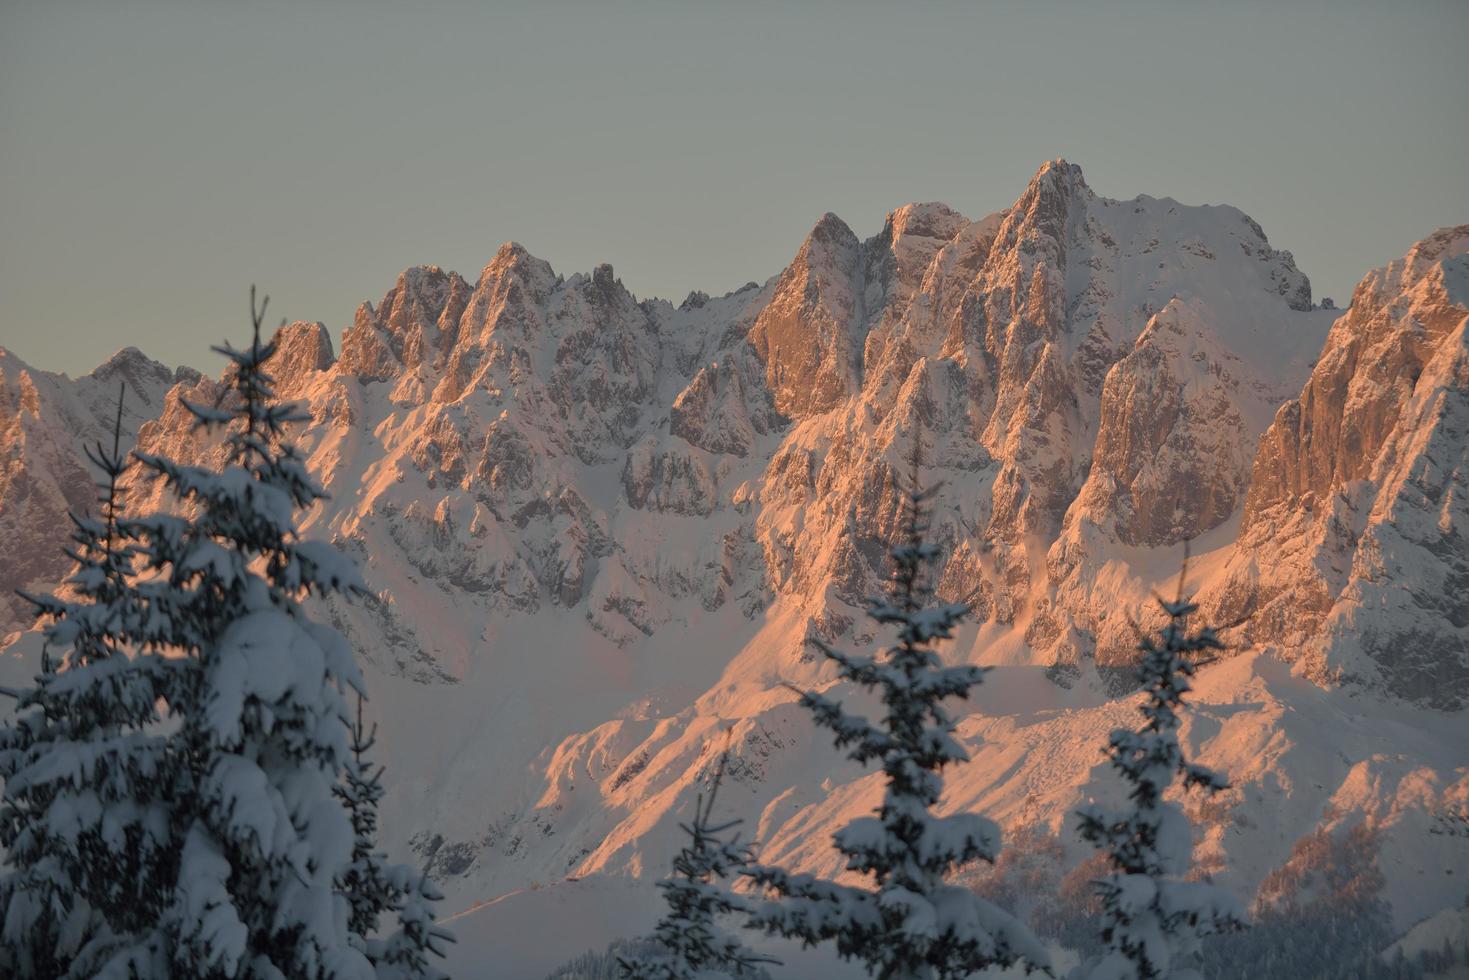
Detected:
[{"left": 2, "top": 162, "right": 1465, "bottom": 970}]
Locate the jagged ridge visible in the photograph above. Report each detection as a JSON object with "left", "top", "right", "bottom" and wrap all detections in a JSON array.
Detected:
[{"left": 1, "top": 164, "right": 1464, "bottom": 969}]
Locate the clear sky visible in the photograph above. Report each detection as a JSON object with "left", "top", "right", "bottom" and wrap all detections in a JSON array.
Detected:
[{"left": 2, "top": 0, "right": 1465, "bottom": 376}]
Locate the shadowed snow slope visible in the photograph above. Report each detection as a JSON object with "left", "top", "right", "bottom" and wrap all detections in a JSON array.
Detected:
[{"left": 1, "top": 164, "right": 1465, "bottom": 976}]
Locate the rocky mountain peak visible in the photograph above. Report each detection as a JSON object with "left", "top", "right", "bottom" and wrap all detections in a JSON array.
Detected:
[
  {"left": 679, "top": 289, "right": 711, "bottom": 311},
  {"left": 0, "top": 348, "right": 44, "bottom": 419},
  {"left": 266, "top": 321, "right": 336, "bottom": 401},
  {"left": 1210, "top": 226, "right": 1469, "bottom": 707},
  {"left": 873, "top": 202, "right": 973, "bottom": 296},
  {"left": 1006, "top": 157, "right": 1090, "bottom": 247},
  {"left": 747, "top": 211, "right": 865, "bottom": 417},
  {"left": 583, "top": 262, "right": 637, "bottom": 315},
  {"left": 459, "top": 243, "right": 559, "bottom": 342},
  {"left": 1353, "top": 224, "right": 1469, "bottom": 319},
  {"left": 1030, "top": 156, "right": 1085, "bottom": 187},
  {"left": 482, "top": 241, "right": 556, "bottom": 290},
  {"left": 86, "top": 346, "right": 177, "bottom": 389},
  {"left": 1243, "top": 226, "right": 1469, "bottom": 526},
  {"left": 805, "top": 211, "right": 858, "bottom": 251},
  {"left": 338, "top": 265, "right": 472, "bottom": 383},
  {"left": 381, "top": 265, "right": 471, "bottom": 362},
  {"left": 884, "top": 202, "right": 967, "bottom": 246},
  {"left": 0, "top": 343, "right": 188, "bottom": 630}
]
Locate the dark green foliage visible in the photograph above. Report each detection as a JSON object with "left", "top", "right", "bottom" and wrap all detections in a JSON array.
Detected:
[
  {"left": 746, "top": 442, "right": 1047, "bottom": 979},
  {"left": 619, "top": 752, "right": 776, "bottom": 980},
  {"left": 0, "top": 384, "right": 184, "bottom": 977},
  {"left": 1072, "top": 557, "right": 1245, "bottom": 980}
]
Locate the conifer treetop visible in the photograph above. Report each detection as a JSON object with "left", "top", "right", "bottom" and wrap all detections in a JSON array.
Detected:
[
  {"left": 1072, "top": 549, "right": 1246, "bottom": 980},
  {"left": 746, "top": 439, "right": 1049, "bottom": 980},
  {"left": 621, "top": 744, "right": 777, "bottom": 980},
  {"left": 123, "top": 288, "right": 375, "bottom": 979}
]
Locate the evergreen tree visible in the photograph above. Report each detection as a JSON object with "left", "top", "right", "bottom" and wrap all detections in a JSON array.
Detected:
[
  {"left": 338, "top": 693, "right": 398, "bottom": 939},
  {"left": 1072, "top": 558, "right": 1246, "bottom": 980},
  {"left": 1, "top": 292, "right": 454, "bottom": 978},
  {"left": 745, "top": 444, "right": 1049, "bottom": 980},
  {"left": 372, "top": 869, "right": 455, "bottom": 980},
  {"left": 125, "top": 290, "right": 377, "bottom": 978},
  {"left": 620, "top": 750, "right": 778, "bottom": 980},
  {"left": 336, "top": 695, "right": 454, "bottom": 979},
  {"left": 0, "top": 384, "right": 184, "bottom": 978}
]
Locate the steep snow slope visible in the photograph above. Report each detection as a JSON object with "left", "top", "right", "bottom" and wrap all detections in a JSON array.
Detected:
[{"left": 0, "top": 163, "right": 1463, "bottom": 976}]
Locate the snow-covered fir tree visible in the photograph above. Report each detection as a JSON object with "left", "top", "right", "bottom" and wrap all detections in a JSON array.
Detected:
[
  {"left": 121, "top": 290, "right": 382, "bottom": 978},
  {"left": 371, "top": 869, "right": 455, "bottom": 980},
  {"left": 0, "top": 384, "right": 185, "bottom": 978},
  {"left": 1072, "top": 560, "right": 1246, "bottom": 980},
  {"left": 338, "top": 694, "right": 397, "bottom": 939},
  {"left": 619, "top": 750, "right": 777, "bottom": 980},
  {"left": 745, "top": 443, "right": 1049, "bottom": 980},
  {"left": 337, "top": 694, "right": 454, "bottom": 979}
]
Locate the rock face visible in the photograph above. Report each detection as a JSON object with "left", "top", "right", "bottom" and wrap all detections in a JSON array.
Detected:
[
  {"left": 749, "top": 213, "right": 864, "bottom": 418},
  {"left": 1205, "top": 226, "right": 1469, "bottom": 708},
  {"left": 339, "top": 265, "right": 471, "bottom": 384},
  {"left": 0, "top": 347, "right": 194, "bottom": 631},
  {"left": 2, "top": 163, "right": 1465, "bottom": 948},
  {"left": 1080, "top": 302, "right": 1253, "bottom": 547},
  {"left": 7, "top": 161, "right": 1343, "bottom": 679}
]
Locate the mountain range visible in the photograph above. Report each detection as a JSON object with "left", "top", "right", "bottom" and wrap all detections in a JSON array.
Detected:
[{"left": 2, "top": 160, "right": 1465, "bottom": 976}]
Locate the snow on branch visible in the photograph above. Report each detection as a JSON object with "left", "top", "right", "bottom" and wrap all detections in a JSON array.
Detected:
[
  {"left": 1071, "top": 546, "right": 1246, "bottom": 980},
  {"left": 746, "top": 437, "right": 1050, "bottom": 979}
]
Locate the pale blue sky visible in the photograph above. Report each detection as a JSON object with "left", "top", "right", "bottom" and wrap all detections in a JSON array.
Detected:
[{"left": 2, "top": 0, "right": 1465, "bottom": 375}]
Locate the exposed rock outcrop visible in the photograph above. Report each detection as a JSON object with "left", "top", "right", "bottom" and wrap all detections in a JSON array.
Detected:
[
  {"left": 0, "top": 347, "right": 188, "bottom": 630},
  {"left": 1206, "top": 226, "right": 1469, "bottom": 707}
]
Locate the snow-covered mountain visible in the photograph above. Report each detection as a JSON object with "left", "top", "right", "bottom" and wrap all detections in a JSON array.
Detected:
[
  {"left": 1203, "top": 226, "right": 1469, "bottom": 708},
  {"left": 0, "top": 347, "right": 197, "bottom": 630},
  {"left": 2, "top": 161, "right": 1465, "bottom": 976}
]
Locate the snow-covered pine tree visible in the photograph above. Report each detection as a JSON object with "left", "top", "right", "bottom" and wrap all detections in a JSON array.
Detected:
[
  {"left": 619, "top": 749, "right": 777, "bottom": 980},
  {"left": 745, "top": 442, "right": 1049, "bottom": 980},
  {"left": 338, "top": 693, "right": 397, "bottom": 939},
  {"left": 372, "top": 869, "right": 455, "bottom": 980},
  {"left": 336, "top": 692, "right": 454, "bottom": 979},
  {"left": 1072, "top": 556, "right": 1246, "bottom": 980},
  {"left": 0, "top": 384, "right": 185, "bottom": 978},
  {"left": 125, "top": 290, "right": 377, "bottom": 978}
]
